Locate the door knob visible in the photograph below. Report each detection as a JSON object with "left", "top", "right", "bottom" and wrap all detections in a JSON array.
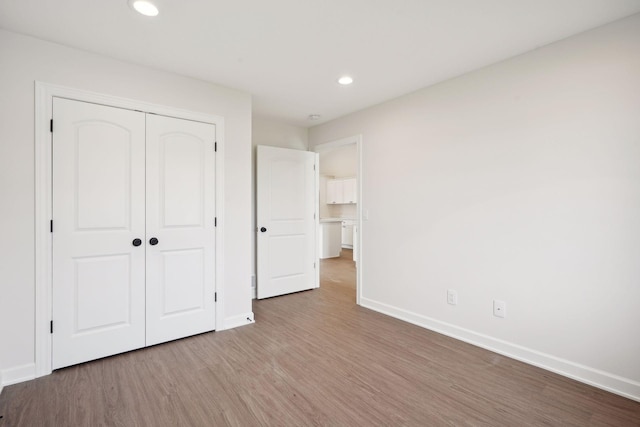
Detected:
[
  {"left": 132, "top": 238, "right": 142, "bottom": 247},
  {"left": 260, "top": 227, "right": 267, "bottom": 232},
  {"left": 149, "top": 237, "right": 159, "bottom": 245}
]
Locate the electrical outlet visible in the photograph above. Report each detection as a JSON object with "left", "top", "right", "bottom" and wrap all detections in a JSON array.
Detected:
[
  {"left": 447, "top": 289, "right": 458, "bottom": 305},
  {"left": 493, "top": 300, "right": 506, "bottom": 318}
]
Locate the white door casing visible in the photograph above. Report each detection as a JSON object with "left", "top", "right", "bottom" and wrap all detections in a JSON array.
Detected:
[
  {"left": 52, "top": 98, "right": 217, "bottom": 369},
  {"left": 145, "top": 114, "right": 216, "bottom": 346},
  {"left": 52, "top": 98, "right": 146, "bottom": 369},
  {"left": 256, "top": 146, "right": 318, "bottom": 299}
]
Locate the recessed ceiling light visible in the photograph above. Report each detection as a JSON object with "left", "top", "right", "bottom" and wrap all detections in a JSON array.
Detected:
[
  {"left": 338, "top": 76, "right": 353, "bottom": 85},
  {"left": 129, "top": 0, "right": 159, "bottom": 17},
  {"left": 308, "top": 114, "right": 321, "bottom": 121}
]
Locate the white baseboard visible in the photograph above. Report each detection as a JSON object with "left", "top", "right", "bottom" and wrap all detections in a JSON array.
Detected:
[
  {"left": 360, "top": 297, "right": 640, "bottom": 402},
  {"left": 222, "top": 312, "right": 255, "bottom": 331},
  {"left": 1, "top": 363, "right": 36, "bottom": 389}
]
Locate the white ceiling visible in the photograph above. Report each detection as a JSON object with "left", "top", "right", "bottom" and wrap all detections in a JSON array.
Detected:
[{"left": 1, "top": 1, "right": 639, "bottom": 127}]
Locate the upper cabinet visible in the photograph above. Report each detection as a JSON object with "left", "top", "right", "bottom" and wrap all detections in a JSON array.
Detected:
[
  {"left": 326, "top": 177, "right": 357, "bottom": 204},
  {"left": 342, "top": 178, "right": 357, "bottom": 204}
]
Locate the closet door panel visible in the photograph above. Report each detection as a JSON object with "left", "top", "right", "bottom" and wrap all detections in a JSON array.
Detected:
[
  {"left": 145, "top": 114, "right": 216, "bottom": 346},
  {"left": 52, "top": 98, "right": 146, "bottom": 369}
]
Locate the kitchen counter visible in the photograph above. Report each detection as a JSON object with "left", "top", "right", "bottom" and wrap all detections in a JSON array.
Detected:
[
  {"left": 320, "top": 217, "right": 356, "bottom": 223},
  {"left": 320, "top": 217, "right": 342, "bottom": 223}
]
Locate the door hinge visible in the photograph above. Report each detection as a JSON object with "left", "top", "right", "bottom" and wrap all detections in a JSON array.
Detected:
[
  {"left": 313, "top": 164, "right": 316, "bottom": 171},
  {"left": 50, "top": 119, "right": 53, "bottom": 133},
  {"left": 50, "top": 220, "right": 53, "bottom": 233},
  {"left": 214, "top": 217, "right": 217, "bottom": 227},
  {"left": 214, "top": 292, "right": 217, "bottom": 302},
  {"left": 314, "top": 262, "right": 316, "bottom": 269},
  {"left": 214, "top": 142, "right": 217, "bottom": 152},
  {"left": 50, "top": 320, "right": 53, "bottom": 334}
]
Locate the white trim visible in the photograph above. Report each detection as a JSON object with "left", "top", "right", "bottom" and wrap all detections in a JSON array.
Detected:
[
  {"left": 222, "top": 312, "right": 255, "bottom": 330},
  {"left": 313, "top": 135, "right": 363, "bottom": 305},
  {"left": 214, "top": 120, "right": 226, "bottom": 333},
  {"left": 34, "top": 81, "right": 226, "bottom": 379},
  {"left": 314, "top": 152, "right": 320, "bottom": 290},
  {"left": 360, "top": 297, "right": 640, "bottom": 403},
  {"left": 1, "top": 363, "right": 36, "bottom": 388}
]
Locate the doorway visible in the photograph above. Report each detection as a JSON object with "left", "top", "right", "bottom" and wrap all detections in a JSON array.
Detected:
[{"left": 314, "top": 135, "right": 362, "bottom": 304}]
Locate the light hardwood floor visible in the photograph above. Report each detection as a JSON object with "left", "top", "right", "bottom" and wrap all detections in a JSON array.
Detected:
[{"left": 1, "top": 249, "right": 639, "bottom": 426}]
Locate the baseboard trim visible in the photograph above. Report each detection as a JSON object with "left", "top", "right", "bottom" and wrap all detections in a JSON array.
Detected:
[
  {"left": 1, "top": 363, "right": 36, "bottom": 389},
  {"left": 360, "top": 297, "right": 640, "bottom": 402},
  {"left": 222, "top": 312, "right": 255, "bottom": 331}
]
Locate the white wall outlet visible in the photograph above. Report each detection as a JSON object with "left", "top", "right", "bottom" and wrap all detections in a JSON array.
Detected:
[
  {"left": 447, "top": 289, "right": 458, "bottom": 305},
  {"left": 493, "top": 300, "right": 506, "bottom": 318}
]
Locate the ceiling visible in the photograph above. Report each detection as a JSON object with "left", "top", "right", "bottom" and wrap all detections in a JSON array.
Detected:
[{"left": 1, "top": 1, "right": 640, "bottom": 127}]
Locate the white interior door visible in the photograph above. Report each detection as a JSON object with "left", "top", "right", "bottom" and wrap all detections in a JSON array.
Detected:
[
  {"left": 257, "top": 146, "right": 318, "bottom": 299},
  {"left": 145, "top": 114, "right": 216, "bottom": 346},
  {"left": 52, "top": 98, "right": 146, "bottom": 369}
]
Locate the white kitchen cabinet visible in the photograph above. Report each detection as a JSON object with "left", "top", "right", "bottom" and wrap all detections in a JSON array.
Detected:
[
  {"left": 342, "top": 178, "right": 357, "bottom": 204},
  {"left": 326, "top": 179, "right": 343, "bottom": 204},
  {"left": 319, "top": 220, "right": 342, "bottom": 258},
  {"left": 341, "top": 219, "right": 356, "bottom": 248},
  {"left": 326, "top": 178, "right": 356, "bottom": 204},
  {"left": 341, "top": 221, "right": 353, "bottom": 248}
]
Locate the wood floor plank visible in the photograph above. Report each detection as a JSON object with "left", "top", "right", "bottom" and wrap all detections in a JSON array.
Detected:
[{"left": 1, "top": 249, "right": 639, "bottom": 426}]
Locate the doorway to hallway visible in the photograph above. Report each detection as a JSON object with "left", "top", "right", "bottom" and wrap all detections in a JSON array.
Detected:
[{"left": 314, "top": 135, "right": 362, "bottom": 304}]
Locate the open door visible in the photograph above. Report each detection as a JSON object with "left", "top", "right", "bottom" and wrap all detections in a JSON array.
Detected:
[{"left": 257, "top": 146, "right": 318, "bottom": 299}]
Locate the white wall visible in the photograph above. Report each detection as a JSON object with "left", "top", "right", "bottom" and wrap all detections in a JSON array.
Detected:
[
  {"left": 309, "top": 14, "right": 640, "bottom": 400},
  {"left": 319, "top": 144, "right": 357, "bottom": 177},
  {"left": 251, "top": 117, "right": 308, "bottom": 296},
  {"left": 0, "top": 30, "right": 253, "bottom": 386},
  {"left": 252, "top": 117, "right": 308, "bottom": 151}
]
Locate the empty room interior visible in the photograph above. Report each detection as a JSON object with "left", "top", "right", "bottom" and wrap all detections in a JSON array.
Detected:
[{"left": 1, "top": 1, "right": 640, "bottom": 425}]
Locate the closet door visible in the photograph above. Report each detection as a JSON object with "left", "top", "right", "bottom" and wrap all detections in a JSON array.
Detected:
[
  {"left": 145, "top": 115, "right": 216, "bottom": 346},
  {"left": 52, "top": 98, "right": 146, "bottom": 369}
]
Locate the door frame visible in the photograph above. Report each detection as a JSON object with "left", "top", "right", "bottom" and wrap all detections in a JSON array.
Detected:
[
  {"left": 34, "top": 82, "right": 225, "bottom": 377},
  {"left": 313, "top": 135, "right": 363, "bottom": 305}
]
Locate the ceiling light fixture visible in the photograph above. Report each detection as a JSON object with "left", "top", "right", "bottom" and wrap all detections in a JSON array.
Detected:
[
  {"left": 338, "top": 76, "right": 354, "bottom": 85},
  {"left": 129, "top": 0, "right": 159, "bottom": 17},
  {"left": 308, "top": 114, "right": 321, "bottom": 121}
]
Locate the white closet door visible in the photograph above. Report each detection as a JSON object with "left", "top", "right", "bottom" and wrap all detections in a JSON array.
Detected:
[
  {"left": 145, "top": 114, "right": 216, "bottom": 346},
  {"left": 52, "top": 98, "right": 146, "bottom": 369}
]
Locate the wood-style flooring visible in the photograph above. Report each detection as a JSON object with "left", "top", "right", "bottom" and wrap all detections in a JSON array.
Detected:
[{"left": 1, "top": 249, "right": 639, "bottom": 426}]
